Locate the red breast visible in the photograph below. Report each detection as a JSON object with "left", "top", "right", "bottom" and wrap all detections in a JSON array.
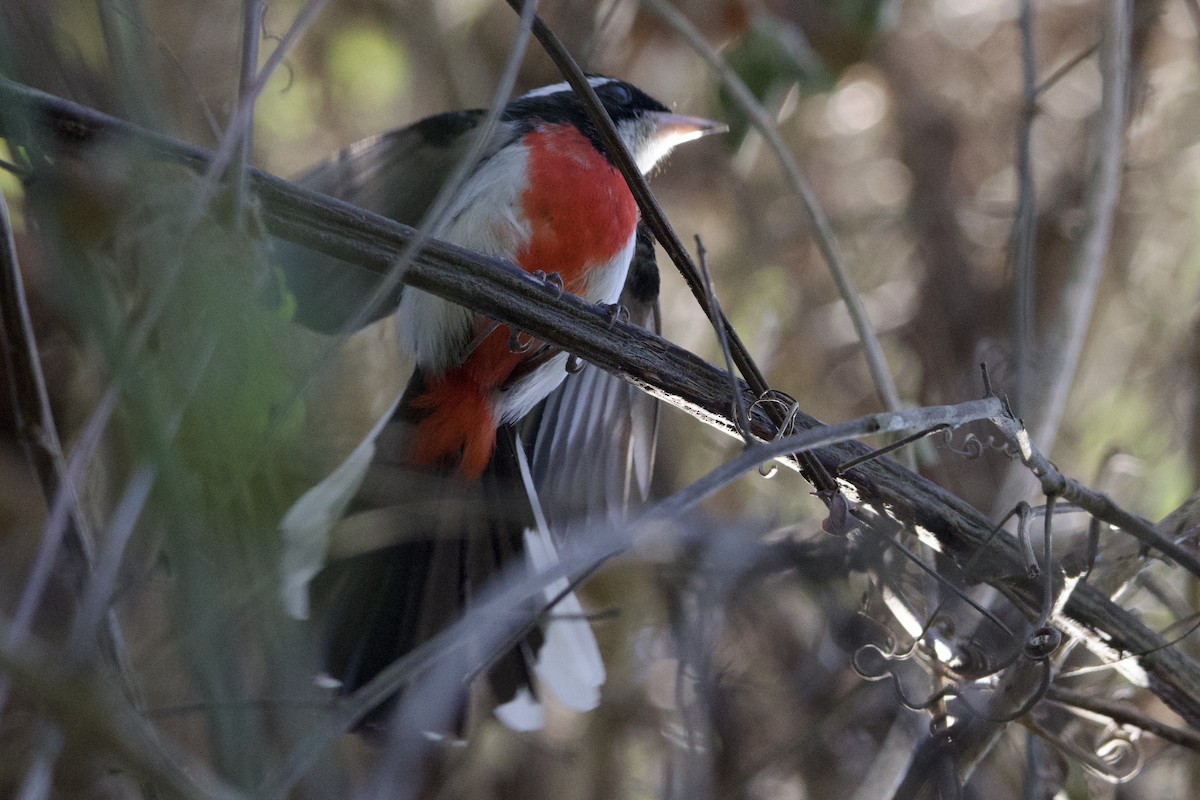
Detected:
[{"left": 407, "top": 123, "right": 639, "bottom": 480}]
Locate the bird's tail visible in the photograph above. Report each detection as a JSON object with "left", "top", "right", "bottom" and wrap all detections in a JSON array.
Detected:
[{"left": 289, "top": 371, "right": 603, "bottom": 734}]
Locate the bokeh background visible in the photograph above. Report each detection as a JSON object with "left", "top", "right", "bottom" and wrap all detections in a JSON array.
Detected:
[{"left": 2, "top": 0, "right": 1200, "bottom": 798}]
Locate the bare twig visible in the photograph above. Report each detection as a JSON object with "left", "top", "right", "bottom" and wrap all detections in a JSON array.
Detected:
[
  {"left": 694, "top": 233, "right": 751, "bottom": 442},
  {"left": 96, "top": 1, "right": 221, "bottom": 139},
  {"left": 0, "top": 386, "right": 118, "bottom": 719},
  {"left": 65, "top": 462, "right": 156, "bottom": 657},
  {"left": 989, "top": 407, "right": 1200, "bottom": 581},
  {"left": 1021, "top": 0, "right": 1130, "bottom": 454},
  {"left": 642, "top": 0, "right": 904, "bottom": 416},
  {"left": 231, "top": 0, "right": 264, "bottom": 223},
  {"left": 95, "top": 0, "right": 163, "bottom": 129},
  {"left": 1045, "top": 685, "right": 1200, "bottom": 752},
  {"left": 15, "top": 722, "right": 62, "bottom": 800},
  {"left": 1012, "top": 0, "right": 1038, "bottom": 414},
  {"left": 646, "top": 398, "right": 1008, "bottom": 523},
  {"left": 0, "top": 181, "right": 67, "bottom": 514},
  {"left": 194, "top": 0, "right": 328, "bottom": 215},
  {"left": 1036, "top": 43, "right": 1099, "bottom": 98}
]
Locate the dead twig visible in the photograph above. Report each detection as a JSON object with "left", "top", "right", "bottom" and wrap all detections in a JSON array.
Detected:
[
  {"left": 641, "top": 0, "right": 904, "bottom": 416},
  {"left": 1016, "top": 0, "right": 1130, "bottom": 455}
]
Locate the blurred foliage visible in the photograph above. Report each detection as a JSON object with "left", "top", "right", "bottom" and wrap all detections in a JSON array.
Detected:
[
  {"left": 718, "top": 17, "right": 833, "bottom": 142},
  {"left": 2, "top": 0, "right": 1200, "bottom": 798}
]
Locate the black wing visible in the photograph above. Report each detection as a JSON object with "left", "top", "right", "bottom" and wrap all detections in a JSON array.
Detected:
[{"left": 276, "top": 109, "right": 514, "bottom": 333}]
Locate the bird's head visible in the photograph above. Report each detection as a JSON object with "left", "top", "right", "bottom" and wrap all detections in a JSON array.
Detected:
[{"left": 506, "top": 76, "right": 726, "bottom": 174}]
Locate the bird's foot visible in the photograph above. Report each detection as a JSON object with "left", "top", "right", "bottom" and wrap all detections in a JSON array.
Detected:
[
  {"left": 600, "top": 302, "right": 629, "bottom": 328},
  {"left": 533, "top": 270, "right": 565, "bottom": 299}
]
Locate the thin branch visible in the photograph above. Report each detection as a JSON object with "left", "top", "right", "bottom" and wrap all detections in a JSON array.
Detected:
[
  {"left": 1012, "top": 0, "right": 1038, "bottom": 415},
  {"left": 642, "top": 0, "right": 904, "bottom": 416},
  {"left": 194, "top": 0, "right": 328, "bottom": 215},
  {"left": 989, "top": 406, "right": 1200, "bottom": 581},
  {"left": 1036, "top": 43, "right": 1098, "bottom": 98},
  {"left": 1045, "top": 685, "right": 1200, "bottom": 752},
  {"left": 645, "top": 398, "right": 1008, "bottom": 524},
  {"left": 1022, "top": 0, "right": 1130, "bottom": 452},
  {"left": 694, "top": 233, "right": 751, "bottom": 442},
  {"left": 0, "top": 386, "right": 118, "bottom": 719},
  {"left": 231, "top": 0, "right": 264, "bottom": 224},
  {"left": 95, "top": 0, "right": 163, "bottom": 129},
  {"left": 0, "top": 179, "right": 65, "bottom": 513}
]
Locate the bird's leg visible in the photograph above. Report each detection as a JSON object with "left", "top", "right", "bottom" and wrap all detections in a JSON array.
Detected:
[
  {"left": 505, "top": 271, "right": 563, "bottom": 356},
  {"left": 501, "top": 293, "right": 618, "bottom": 388}
]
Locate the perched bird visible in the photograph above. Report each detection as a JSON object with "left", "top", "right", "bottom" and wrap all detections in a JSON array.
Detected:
[{"left": 278, "top": 76, "right": 723, "bottom": 734}]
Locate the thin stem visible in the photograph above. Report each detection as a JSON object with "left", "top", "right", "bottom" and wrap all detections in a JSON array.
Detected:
[
  {"left": 1046, "top": 685, "right": 1200, "bottom": 752},
  {"left": 695, "top": 233, "right": 750, "bottom": 442},
  {"left": 1024, "top": 0, "right": 1130, "bottom": 452},
  {"left": 232, "top": 0, "right": 264, "bottom": 225},
  {"left": 642, "top": 0, "right": 904, "bottom": 416},
  {"left": 1012, "top": 0, "right": 1038, "bottom": 414}
]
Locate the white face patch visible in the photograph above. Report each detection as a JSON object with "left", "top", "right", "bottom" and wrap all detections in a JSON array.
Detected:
[
  {"left": 519, "top": 76, "right": 615, "bottom": 100},
  {"left": 617, "top": 116, "right": 667, "bottom": 175},
  {"left": 621, "top": 114, "right": 726, "bottom": 175}
]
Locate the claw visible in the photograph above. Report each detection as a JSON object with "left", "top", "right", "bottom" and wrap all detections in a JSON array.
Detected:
[
  {"left": 600, "top": 302, "right": 629, "bottom": 328},
  {"left": 534, "top": 269, "right": 565, "bottom": 298},
  {"left": 459, "top": 321, "right": 501, "bottom": 361},
  {"left": 500, "top": 343, "right": 560, "bottom": 390},
  {"left": 508, "top": 327, "right": 534, "bottom": 354}
]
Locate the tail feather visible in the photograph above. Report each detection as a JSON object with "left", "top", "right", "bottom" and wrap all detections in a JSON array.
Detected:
[
  {"left": 303, "top": 370, "right": 606, "bottom": 734},
  {"left": 313, "top": 381, "right": 548, "bottom": 732}
]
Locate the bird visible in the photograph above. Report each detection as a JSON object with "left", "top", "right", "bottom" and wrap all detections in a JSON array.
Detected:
[{"left": 276, "top": 75, "right": 724, "bottom": 735}]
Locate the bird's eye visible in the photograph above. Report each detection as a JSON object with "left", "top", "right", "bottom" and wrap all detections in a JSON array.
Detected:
[{"left": 605, "top": 83, "right": 633, "bottom": 105}]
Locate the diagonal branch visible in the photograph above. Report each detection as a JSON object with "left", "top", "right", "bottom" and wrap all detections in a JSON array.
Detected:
[{"left": 642, "top": 0, "right": 903, "bottom": 415}]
